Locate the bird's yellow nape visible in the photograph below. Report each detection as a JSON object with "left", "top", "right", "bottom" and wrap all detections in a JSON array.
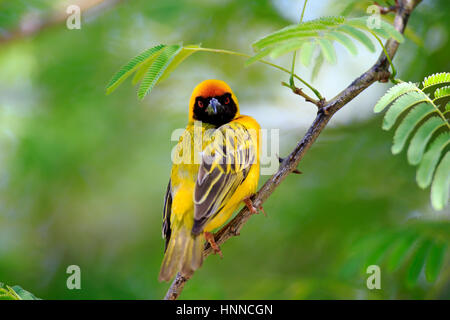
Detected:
[{"left": 188, "top": 79, "right": 240, "bottom": 122}]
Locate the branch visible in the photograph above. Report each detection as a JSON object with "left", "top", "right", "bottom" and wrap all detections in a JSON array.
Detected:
[
  {"left": 164, "top": 0, "right": 422, "bottom": 300},
  {"left": 281, "top": 81, "right": 324, "bottom": 107},
  {"left": 0, "top": 0, "right": 124, "bottom": 46}
]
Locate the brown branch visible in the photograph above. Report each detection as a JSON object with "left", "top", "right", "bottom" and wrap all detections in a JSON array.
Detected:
[
  {"left": 281, "top": 81, "right": 323, "bottom": 107},
  {"left": 0, "top": 0, "right": 125, "bottom": 46},
  {"left": 375, "top": 0, "right": 400, "bottom": 14},
  {"left": 164, "top": 0, "right": 422, "bottom": 300}
]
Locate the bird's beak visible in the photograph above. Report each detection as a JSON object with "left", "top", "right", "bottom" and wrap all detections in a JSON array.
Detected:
[{"left": 207, "top": 98, "right": 221, "bottom": 115}]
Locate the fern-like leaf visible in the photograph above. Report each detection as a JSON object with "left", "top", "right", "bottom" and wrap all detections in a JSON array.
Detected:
[
  {"left": 247, "top": 15, "right": 401, "bottom": 66},
  {"left": 317, "top": 38, "right": 336, "bottom": 64},
  {"left": 386, "top": 233, "right": 418, "bottom": 272},
  {"left": 416, "top": 132, "right": 449, "bottom": 189},
  {"left": 373, "top": 75, "right": 450, "bottom": 211},
  {"left": 425, "top": 241, "right": 447, "bottom": 282},
  {"left": 374, "top": 82, "right": 417, "bottom": 113},
  {"left": 326, "top": 31, "right": 358, "bottom": 55},
  {"left": 106, "top": 44, "right": 165, "bottom": 95},
  {"left": 430, "top": 152, "right": 450, "bottom": 210},
  {"left": 346, "top": 17, "right": 404, "bottom": 43},
  {"left": 406, "top": 239, "right": 432, "bottom": 287},
  {"left": 244, "top": 48, "right": 272, "bottom": 66},
  {"left": 157, "top": 44, "right": 200, "bottom": 83},
  {"left": 138, "top": 45, "right": 182, "bottom": 100},
  {"left": 422, "top": 72, "right": 450, "bottom": 92},
  {"left": 391, "top": 103, "right": 435, "bottom": 154},
  {"left": 252, "top": 16, "right": 345, "bottom": 50},
  {"left": 382, "top": 93, "right": 427, "bottom": 130},
  {"left": 107, "top": 44, "right": 202, "bottom": 99},
  {"left": 346, "top": 223, "right": 450, "bottom": 287},
  {"left": 299, "top": 41, "right": 315, "bottom": 66},
  {"left": 433, "top": 86, "right": 450, "bottom": 107},
  {"left": 0, "top": 284, "right": 40, "bottom": 300},
  {"left": 338, "top": 25, "right": 375, "bottom": 52},
  {"left": 407, "top": 117, "right": 446, "bottom": 165}
]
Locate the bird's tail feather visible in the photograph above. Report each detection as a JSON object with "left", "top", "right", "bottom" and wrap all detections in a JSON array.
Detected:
[{"left": 159, "top": 225, "right": 203, "bottom": 282}]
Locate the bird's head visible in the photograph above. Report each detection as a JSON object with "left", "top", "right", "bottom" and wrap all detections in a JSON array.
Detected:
[{"left": 189, "top": 79, "right": 240, "bottom": 127}]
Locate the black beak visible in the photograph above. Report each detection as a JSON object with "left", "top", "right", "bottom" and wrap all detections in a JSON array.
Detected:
[{"left": 207, "top": 98, "right": 221, "bottom": 114}]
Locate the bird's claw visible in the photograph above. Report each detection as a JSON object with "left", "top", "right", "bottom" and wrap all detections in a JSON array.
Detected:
[
  {"left": 244, "top": 197, "right": 267, "bottom": 217},
  {"left": 204, "top": 231, "right": 223, "bottom": 258}
]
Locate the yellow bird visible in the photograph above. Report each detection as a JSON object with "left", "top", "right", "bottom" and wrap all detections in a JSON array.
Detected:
[{"left": 159, "top": 79, "right": 262, "bottom": 282}]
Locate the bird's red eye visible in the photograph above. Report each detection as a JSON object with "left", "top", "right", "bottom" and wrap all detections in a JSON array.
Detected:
[
  {"left": 198, "top": 101, "right": 204, "bottom": 108},
  {"left": 224, "top": 97, "right": 230, "bottom": 104}
]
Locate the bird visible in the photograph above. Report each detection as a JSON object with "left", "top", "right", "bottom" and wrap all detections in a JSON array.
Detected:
[{"left": 159, "top": 79, "right": 262, "bottom": 282}]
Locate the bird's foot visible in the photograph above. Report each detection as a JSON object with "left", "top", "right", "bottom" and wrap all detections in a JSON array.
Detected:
[
  {"left": 244, "top": 197, "right": 267, "bottom": 217},
  {"left": 204, "top": 231, "right": 223, "bottom": 258}
]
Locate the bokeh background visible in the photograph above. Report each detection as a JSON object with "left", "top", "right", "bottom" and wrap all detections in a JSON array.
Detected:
[{"left": 0, "top": 0, "right": 449, "bottom": 299}]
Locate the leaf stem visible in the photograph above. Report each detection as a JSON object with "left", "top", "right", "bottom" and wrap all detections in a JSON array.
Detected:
[
  {"left": 370, "top": 31, "right": 398, "bottom": 84},
  {"left": 183, "top": 46, "right": 323, "bottom": 100},
  {"left": 290, "top": 0, "right": 308, "bottom": 87},
  {"left": 419, "top": 88, "right": 450, "bottom": 130}
]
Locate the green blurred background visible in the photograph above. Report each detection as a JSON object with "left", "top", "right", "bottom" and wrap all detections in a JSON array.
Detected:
[{"left": 0, "top": 0, "right": 449, "bottom": 299}]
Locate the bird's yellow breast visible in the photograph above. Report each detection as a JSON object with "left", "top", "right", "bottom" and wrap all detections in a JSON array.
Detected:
[{"left": 169, "top": 115, "right": 260, "bottom": 232}]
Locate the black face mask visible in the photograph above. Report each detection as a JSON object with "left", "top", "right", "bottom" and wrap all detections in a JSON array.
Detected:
[{"left": 193, "top": 93, "right": 237, "bottom": 127}]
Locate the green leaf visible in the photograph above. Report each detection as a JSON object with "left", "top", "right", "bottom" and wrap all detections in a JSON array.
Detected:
[
  {"left": 299, "top": 41, "right": 315, "bottom": 66},
  {"left": 106, "top": 44, "right": 165, "bottom": 95},
  {"left": 391, "top": 103, "right": 435, "bottom": 154},
  {"left": 430, "top": 151, "right": 450, "bottom": 210},
  {"left": 433, "top": 86, "right": 450, "bottom": 107},
  {"left": 0, "top": 285, "right": 20, "bottom": 300},
  {"left": 406, "top": 239, "right": 432, "bottom": 287},
  {"left": 374, "top": 82, "right": 417, "bottom": 113},
  {"left": 157, "top": 44, "right": 199, "bottom": 83},
  {"left": 0, "top": 284, "right": 40, "bottom": 300},
  {"left": 416, "top": 132, "right": 450, "bottom": 188},
  {"left": 422, "top": 72, "right": 450, "bottom": 91},
  {"left": 253, "top": 31, "right": 318, "bottom": 51},
  {"left": 326, "top": 31, "right": 358, "bottom": 55},
  {"left": 374, "top": 73, "right": 449, "bottom": 211},
  {"left": 11, "top": 285, "right": 41, "bottom": 300},
  {"left": 407, "top": 117, "right": 445, "bottom": 165},
  {"left": 250, "top": 15, "right": 400, "bottom": 64},
  {"left": 245, "top": 48, "right": 272, "bottom": 66},
  {"left": 347, "top": 17, "right": 404, "bottom": 43},
  {"left": 365, "top": 234, "right": 397, "bottom": 267},
  {"left": 338, "top": 25, "right": 375, "bottom": 52},
  {"left": 382, "top": 94, "right": 428, "bottom": 130},
  {"left": 386, "top": 234, "right": 419, "bottom": 272},
  {"left": 311, "top": 51, "right": 324, "bottom": 81},
  {"left": 425, "top": 241, "right": 447, "bottom": 282},
  {"left": 132, "top": 54, "right": 161, "bottom": 85},
  {"left": 137, "top": 45, "right": 182, "bottom": 100},
  {"left": 252, "top": 16, "right": 345, "bottom": 50},
  {"left": 270, "top": 40, "right": 306, "bottom": 59},
  {"left": 317, "top": 38, "right": 336, "bottom": 64}
]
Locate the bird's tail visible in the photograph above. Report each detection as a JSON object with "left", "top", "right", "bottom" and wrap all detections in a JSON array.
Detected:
[{"left": 158, "top": 223, "right": 204, "bottom": 282}]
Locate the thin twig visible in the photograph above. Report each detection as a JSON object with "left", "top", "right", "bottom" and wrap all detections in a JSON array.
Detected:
[
  {"left": 281, "top": 81, "right": 327, "bottom": 111},
  {"left": 290, "top": 0, "right": 309, "bottom": 87},
  {"left": 0, "top": 0, "right": 125, "bottom": 46},
  {"left": 164, "top": 0, "right": 422, "bottom": 300}
]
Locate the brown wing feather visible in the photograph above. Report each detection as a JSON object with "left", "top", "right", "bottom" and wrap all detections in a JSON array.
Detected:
[
  {"left": 162, "top": 180, "right": 172, "bottom": 251},
  {"left": 192, "top": 123, "right": 256, "bottom": 235}
]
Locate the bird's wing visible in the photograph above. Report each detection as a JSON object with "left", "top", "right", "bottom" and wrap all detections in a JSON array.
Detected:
[
  {"left": 192, "top": 122, "right": 257, "bottom": 234},
  {"left": 162, "top": 180, "right": 172, "bottom": 251}
]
